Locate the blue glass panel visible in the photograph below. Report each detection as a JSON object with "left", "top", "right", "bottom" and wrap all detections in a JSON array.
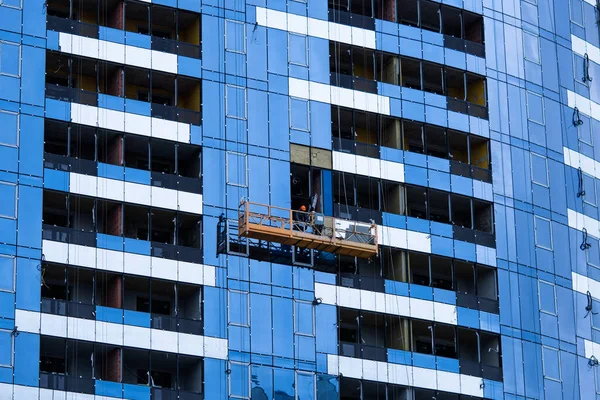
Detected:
[
  {"left": 229, "top": 362, "right": 250, "bottom": 397},
  {"left": 0, "top": 256, "right": 14, "bottom": 292}
]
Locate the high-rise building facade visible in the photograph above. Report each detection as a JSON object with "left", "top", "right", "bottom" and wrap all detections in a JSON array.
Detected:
[{"left": 0, "top": 0, "right": 597, "bottom": 398}]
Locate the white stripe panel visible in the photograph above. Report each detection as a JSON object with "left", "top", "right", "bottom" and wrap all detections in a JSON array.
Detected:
[
  {"left": 0, "top": 383, "right": 125, "bottom": 400},
  {"left": 572, "top": 271, "right": 600, "bottom": 302},
  {"left": 256, "top": 7, "right": 376, "bottom": 49},
  {"left": 315, "top": 282, "right": 460, "bottom": 326},
  {"left": 42, "top": 240, "right": 216, "bottom": 287},
  {"left": 289, "top": 77, "right": 391, "bottom": 116},
  {"left": 567, "top": 208, "right": 600, "bottom": 239},
  {"left": 564, "top": 146, "right": 600, "bottom": 180},
  {"left": 567, "top": 90, "right": 600, "bottom": 121},
  {"left": 58, "top": 32, "right": 177, "bottom": 73},
  {"left": 378, "top": 225, "right": 432, "bottom": 253},
  {"left": 15, "top": 310, "right": 228, "bottom": 360},
  {"left": 585, "top": 339, "right": 600, "bottom": 359},
  {"left": 326, "top": 355, "right": 484, "bottom": 397},
  {"left": 68, "top": 172, "right": 202, "bottom": 215},
  {"left": 70, "top": 103, "right": 191, "bottom": 144}
]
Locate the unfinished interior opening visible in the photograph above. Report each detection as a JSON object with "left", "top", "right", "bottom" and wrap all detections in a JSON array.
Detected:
[
  {"left": 45, "top": 51, "right": 70, "bottom": 88},
  {"left": 96, "top": 129, "right": 123, "bottom": 166},
  {"left": 466, "top": 73, "right": 486, "bottom": 106},
  {"left": 95, "top": 271, "right": 123, "bottom": 309},
  {"left": 442, "top": 6, "right": 462, "bottom": 38},
  {"left": 381, "top": 181, "right": 404, "bottom": 215},
  {"left": 150, "top": 139, "right": 176, "bottom": 174},
  {"left": 411, "top": 320, "right": 433, "bottom": 354},
  {"left": 477, "top": 266, "right": 497, "bottom": 300},
  {"left": 124, "top": 135, "right": 149, "bottom": 171},
  {"left": 69, "top": 195, "right": 95, "bottom": 233},
  {"left": 397, "top": 0, "right": 418, "bottom": 26},
  {"left": 455, "top": 260, "right": 475, "bottom": 295},
  {"left": 385, "top": 315, "right": 410, "bottom": 351},
  {"left": 178, "top": 213, "right": 202, "bottom": 248},
  {"left": 473, "top": 199, "right": 493, "bottom": 233},
  {"left": 123, "top": 204, "right": 149, "bottom": 241},
  {"left": 451, "top": 195, "right": 471, "bottom": 229},
  {"left": 470, "top": 135, "right": 489, "bottom": 169},
  {"left": 408, "top": 252, "right": 429, "bottom": 286},
  {"left": 354, "top": 111, "right": 378, "bottom": 146},
  {"left": 178, "top": 77, "right": 202, "bottom": 112},
  {"left": 381, "top": 116, "right": 402, "bottom": 149},
  {"left": 70, "top": 124, "right": 96, "bottom": 161},
  {"left": 424, "top": 125, "right": 447, "bottom": 158},
  {"left": 420, "top": 0, "right": 441, "bottom": 32},
  {"left": 402, "top": 121, "right": 424, "bottom": 153},
  {"left": 428, "top": 190, "right": 450, "bottom": 224},
  {"left": 463, "top": 11, "right": 484, "bottom": 43},
  {"left": 330, "top": 43, "right": 353, "bottom": 78},
  {"left": 124, "top": 66, "right": 150, "bottom": 102},
  {"left": 381, "top": 247, "right": 406, "bottom": 282},
  {"left": 421, "top": 62, "right": 444, "bottom": 95},
  {"left": 446, "top": 68, "right": 466, "bottom": 101},
  {"left": 430, "top": 256, "right": 453, "bottom": 290},
  {"left": 150, "top": 209, "right": 175, "bottom": 244},
  {"left": 448, "top": 130, "right": 469, "bottom": 164},
  {"left": 405, "top": 185, "right": 426, "bottom": 219},
  {"left": 44, "top": 120, "right": 69, "bottom": 157},
  {"left": 400, "top": 58, "right": 421, "bottom": 90},
  {"left": 434, "top": 323, "right": 457, "bottom": 358},
  {"left": 376, "top": 52, "right": 399, "bottom": 85},
  {"left": 43, "top": 190, "right": 68, "bottom": 228},
  {"left": 150, "top": 72, "right": 175, "bottom": 106}
]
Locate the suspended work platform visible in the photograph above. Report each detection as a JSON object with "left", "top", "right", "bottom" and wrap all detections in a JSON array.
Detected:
[{"left": 237, "top": 201, "right": 378, "bottom": 259}]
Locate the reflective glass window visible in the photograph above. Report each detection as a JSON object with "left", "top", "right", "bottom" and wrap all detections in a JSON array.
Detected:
[
  {"left": 0, "top": 0, "right": 22, "bottom": 8},
  {"left": 538, "top": 281, "right": 556, "bottom": 315},
  {"left": 523, "top": 32, "right": 540, "bottom": 64},
  {"left": 295, "top": 300, "right": 314, "bottom": 336},
  {"left": 296, "top": 372, "right": 315, "bottom": 400},
  {"left": 530, "top": 153, "right": 548, "bottom": 186},
  {"left": 0, "top": 42, "right": 20, "bottom": 77},
  {"left": 542, "top": 346, "right": 561, "bottom": 381},
  {"left": 0, "top": 111, "right": 17, "bottom": 146},
  {"left": 583, "top": 173, "right": 597, "bottom": 206},
  {"left": 526, "top": 91, "right": 544, "bottom": 125},
  {"left": 0, "top": 182, "right": 16, "bottom": 218},
  {"left": 229, "top": 361, "right": 250, "bottom": 398},
  {"left": 570, "top": 0, "right": 584, "bottom": 25},
  {"left": 290, "top": 97, "right": 309, "bottom": 131},
  {"left": 0, "top": 330, "right": 12, "bottom": 366},
  {"left": 226, "top": 85, "right": 247, "bottom": 120},
  {"left": 229, "top": 290, "right": 249, "bottom": 326},
  {"left": 289, "top": 33, "right": 308, "bottom": 66},
  {"left": 226, "top": 152, "right": 248, "bottom": 187},
  {"left": 534, "top": 216, "right": 552, "bottom": 250},
  {"left": 0, "top": 256, "right": 14, "bottom": 292},
  {"left": 225, "top": 20, "right": 246, "bottom": 54}
]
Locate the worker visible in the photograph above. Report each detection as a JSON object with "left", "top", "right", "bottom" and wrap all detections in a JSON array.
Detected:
[{"left": 295, "top": 205, "right": 309, "bottom": 231}]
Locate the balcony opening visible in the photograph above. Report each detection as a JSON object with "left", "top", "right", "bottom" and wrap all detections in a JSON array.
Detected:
[
  {"left": 434, "top": 323, "right": 457, "bottom": 358},
  {"left": 428, "top": 190, "right": 449, "bottom": 224},
  {"left": 464, "top": 11, "right": 483, "bottom": 44},
  {"left": 382, "top": 181, "right": 403, "bottom": 215},
  {"left": 43, "top": 190, "right": 68, "bottom": 228},
  {"left": 457, "top": 327, "right": 478, "bottom": 364},
  {"left": 150, "top": 72, "right": 175, "bottom": 106},
  {"left": 330, "top": 43, "right": 352, "bottom": 78},
  {"left": 96, "top": 271, "right": 123, "bottom": 309},
  {"left": 455, "top": 260, "right": 475, "bottom": 295},
  {"left": 97, "top": 199, "right": 123, "bottom": 236},
  {"left": 451, "top": 195, "right": 471, "bottom": 229},
  {"left": 397, "top": 0, "right": 418, "bottom": 26},
  {"left": 151, "top": 6, "right": 176, "bottom": 39},
  {"left": 98, "top": 61, "right": 123, "bottom": 97},
  {"left": 70, "top": 124, "right": 96, "bottom": 161},
  {"left": 480, "top": 332, "right": 500, "bottom": 367},
  {"left": 178, "top": 77, "right": 202, "bottom": 113},
  {"left": 352, "top": 48, "right": 375, "bottom": 81},
  {"left": 448, "top": 129, "right": 469, "bottom": 163},
  {"left": 179, "top": 11, "right": 201, "bottom": 45},
  {"left": 291, "top": 164, "right": 309, "bottom": 210},
  {"left": 400, "top": 58, "right": 421, "bottom": 90},
  {"left": 332, "top": 107, "right": 354, "bottom": 146},
  {"left": 470, "top": 135, "right": 489, "bottom": 169},
  {"left": 44, "top": 120, "right": 69, "bottom": 157},
  {"left": 362, "top": 381, "right": 387, "bottom": 400},
  {"left": 355, "top": 176, "right": 379, "bottom": 211},
  {"left": 177, "top": 212, "right": 202, "bottom": 248},
  {"left": 408, "top": 252, "right": 429, "bottom": 286},
  {"left": 385, "top": 316, "right": 410, "bottom": 351},
  {"left": 124, "top": 135, "right": 149, "bottom": 171},
  {"left": 405, "top": 185, "right": 426, "bottom": 219},
  {"left": 411, "top": 320, "right": 433, "bottom": 354},
  {"left": 441, "top": 6, "right": 462, "bottom": 38},
  {"left": 333, "top": 173, "right": 355, "bottom": 216},
  {"left": 150, "top": 209, "right": 175, "bottom": 244},
  {"left": 71, "top": 56, "right": 98, "bottom": 93},
  {"left": 477, "top": 266, "right": 497, "bottom": 300},
  {"left": 381, "top": 116, "right": 401, "bottom": 149},
  {"left": 402, "top": 121, "right": 424, "bottom": 153},
  {"left": 178, "top": 144, "right": 202, "bottom": 179},
  {"left": 339, "top": 308, "right": 359, "bottom": 347},
  {"left": 40, "top": 337, "right": 68, "bottom": 387},
  {"left": 467, "top": 73, "right": 486, "bottom": 106},
  {"left": 376, "top": 52, "right": 399, "bottom": 85},
  {"left": 125, "top": 66, "right": 150, "bottom": 102},
  {"left": 354, "top": 111, "right": 378, "bottom": 147},
  {"left": 122, "top": 1, "right": 149, "bottom": 34},
  {"left": 124, "top": 204, "right": 150, "bottom": 241},
  {"left": 381, "top": 247, "right": 406, "bottom": 282},
  {"left": 430, "top": 256, "right": 453, "bottom": 290},
  {"left": 360, "top": 311, "right": 386, "bottom": 348},
  {"left": 69, "top": 194, "right": 95, "bottom": 233},
  {"left": 473, "top": 199, "right": 493, "bottom": 233},
  {"left": 94, "top": 344, "right": 122, "bottom": 382},
  {"left": 151, "top": 138, "right": 176, "bottom": 174},
  {"left": 424, "top": 125, "right": 447, "bottom": 158},
  {"left": 340, "top": 377, "right": 361, "bottom": 400},
  {"left": 97, "top": 128, "right": 123, "bottom": 166},
  {"left": 46, "top": 51, "right": 70, "bottom": 88},
  {"left": 122, "top": 348, "right": 148, "bottom": 385},
  {"left": 421, "top": 62, "right": 444, "bottom": 96},
  {"left": 446, "top": 68, "right": 466, "bottom": 101},
  {"left": 46, "top": 0, "right": 69, "bottom": 18}
]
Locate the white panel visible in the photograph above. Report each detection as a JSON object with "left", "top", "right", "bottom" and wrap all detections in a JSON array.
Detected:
[
  {"left": 124, "top": 112, "right": 151, "bottom": 137},
  {"left": 307, "top": 18, "right": 329, "bottom": 39},
  {"left": 380, "top": 160, "right": 404, "bottom": 182},
  {"left": 337, "top": 87, "right": 354, "bottom": 109},
  {"left": 123, "top": 252, "right": 150, "bottom": 277},
  {"left": 387, "top": 363, "right": 412, "bottom": 386},
  {"left": 338, "top": 356, "right": 362, "bottom": 378},
  {"left": 362, "top": 359, "right": 378, "bottom": 381},
  {"left": 315, "top": 283, "right": 337, "bottom": 305},
  {"left": 350, "top": 26, "right": 367, "bottom": 48},
  {"left": 287, "top": 13, "right": 307, "bottom": 35},
  {"left": 72, "top": 36, "right": 99, "bottom": 59},
  {"left": 178, "top": 332, "right": 204, "bottom": 357},
  {"left": 151, "top": 117, "right": 179, "bottom": 141},
  {"left": 13, "top": 386, "right": 39, "bottom": 400},
  {"left": 97, "top": 177, "right": 124, "bottom": 202},
  {"left": 97, "top": 107, "right": 125, "bottom": 133},
  {"left": 255, "top": 6, "right": 267, "bottom": 26},
  {"left": 460, "top": 374, "right": 484, "bottom": 397},
  {"left": 376, "top": 360, "right": 388, "bottom": 383},
  {"left": 332, "top": 151, "right": 355, "bottom": 174},
  {"left": 71, "top": 103, "right": 98, "bottom": 127},
  {"left": 327, "top": 354, "right": 339, "bottom": 376},
  {"left": 125, "top": 45, "right": 151, "bottom": 69},
  {"left": 67, "top": 317, "right": 95, "bottom": 342},
  {"left": 16, "top": 310, "right": 41, "bottom": 333},
  {"left": 437, "top": 370, "right": 461, "bottom": 394},
  {"left": 68, "top": 244, "right": 96, "bottom": 269},
  {"left": 377, "top": 94, "right": 390, "bottom": 115},
  {"left": 152, "top": 257, "right": 178, "bottom": 281},
  {"left": 289, "top": 77, "right": 310, "bottom": 99},
  {"left": 384, "top": 293, "right": 409, "bottom": 316},
  {"left": 179, "top": 261, "right": 205, "bottom": 285},
  {"left": 407, "top": 230, "right": 431, "bottom": 253},
  {"left": 69, "top": 172, "right": 97, "bottom": 197},
  {"left": 123, "top": 325, "right": 150, "bottom": 349},
  {"left": 204, "top": 336, "right": 228, "bottom": 359},
  {"left": 177, "top": 122, "right": 191, "bottom": 144},
  {"left": 98, "top": 40, "right": 125, "bottom": 64},
  {"left": 434, "top": 302, "right": 457, "bottom": 325},
  {"left": 337, "top": 286, "right": 361, "bottom": 309},
  {"left": 374, "top": 291, "right": 386, "bottom": 314},
  {"left": 151, "top": 50, "right": 178, "bottom": 73},
  {"left": 0, "top": 384, "right": 13, "bottom": 400},
  {"left": 58, "top": 32, "right": 72, "bottom": 53},
  {"left": 360, "top": 289, "right": 376, "bottom": 311},
  {"left": 329, "top": 23, "right": 352, "bottom": 45},
  {"left": 151, "top": 185, "right": 178, "bottom": 209},
  {"left": 202, "top": 264, "right": 216, "bottom": 287},
  {"left": 353, "top": 89, "right": 367, "bottom": 111},
  {"left": 410, "top": 297, "right": 434, "bottom": 320},
  {"left": 363, "top": 30, "right": 376, "bottom": 49},
  {"left": 95, "top": 321, "right": 123, "bottom": 346},
  {"left": 40, "top": 387, "right": 64, "bottom": 400},
  {"left": 412, "top": 367, "right": 436, "bottom": 390},
  {"left": 124, "top": 181, "right": 151, "bottom": 206},
  {"left": 151, "top": 329, "right": 179, "bottom": 353},
  {"left": 573, "top": 272, "right": 590, "bottom": 294},
  {"left": 41, "top": 313, "right": 67, "bottom": 337},
  {"left": 266, "top": 8, "right": 287, "bottom": 31},
  {"left": 43, "top": 240, "right": 69, "bottom": 265},
  {"left": 367, "top": 156, "right": 381, "bottom": 178},
  {"left": 178, "top": 191, "right": 203, "bottom": 214},
  {"left": 309, "top": 81, "right": 331, "bottom": 103},
  {"left": 96, "top": 248, "right": 124, "bottom": 273}
]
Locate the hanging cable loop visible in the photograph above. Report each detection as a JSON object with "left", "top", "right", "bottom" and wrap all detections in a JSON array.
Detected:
[
  {"left": 584, "top": 53, "right": 593, "bottom": 83},
  {"left": 581, "top": 228, "right": 592, "bottom": 251},
  {"left": 577, "top": 167, "right": 586, "bottom": 198},
  {"left": 590, "top": 355, "right": 599, "bottom": 367},
  {"left": 585, "top": 290, "right": 597, "bottom": 317},
  {"left": 573, "top": 107, "right": 584, "bottom": 127}
]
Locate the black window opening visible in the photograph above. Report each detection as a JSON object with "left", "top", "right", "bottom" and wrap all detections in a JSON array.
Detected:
[
  {"left": 39, "top": 336, "right": 204, "bottom": 396},
  {"left": 46, "top": 0, "right": 201, "bottom": 58},
  {"left": 328, "top": 0, "right": 484, "bottom": 57},
  {"left": 328, "top": 247, "right": 499, "bottom": 313},
  {"left": 337, "top": 308, "right": 502, "bottom": 380},
  {"left": 45, "top": 51, "right": 202, "bottom": 124}
]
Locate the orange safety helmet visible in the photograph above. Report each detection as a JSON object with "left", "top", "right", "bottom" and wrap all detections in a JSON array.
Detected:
[{"left": 300, "top": 205, "right": 307, "bottom": 211}]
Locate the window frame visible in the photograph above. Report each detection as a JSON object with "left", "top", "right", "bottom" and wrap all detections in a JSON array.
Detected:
[
  {"left": 538, "top": 280, "right": 557, "bottom": 316},
  {"left": 294, "top": 371, "right": 316, "bottom": 400},
  {"left": 224, "top": 19, "right": 247, "bottom": 55},
  {"left": 533, "top": 215, "right": 553, "bottom": 251},
  {"left": 541, "top": 345, "right": 562, "bottom": 382},
  {"left": 0, "top": 41, "right": 21, "bottom": 78},
  {"left": 583, "top": 172, "right": 597, "bottom": 207},
  {"left": 530, "top": 152, "right": 549, "bottom": 187},
  {"left": 228, "top": 360, "right": 251, "bottom": 399},
  {"left": 522, "top": 31, "right": 541, "bottom": 65},
  {"left": 569, "top": 0, "right": 585, "bottom": 27},
  {"left": 0, "top": 255, "right": 15, "bottom": 293},
  {"left": 228, "top": 290, "right": 250, "bottom": 327},
  {"left": 0, "top": 110, "right": 19, "bottom": 147},
  {"left": 225, "top": 84, "right": 248, "bottom": 120},
  {"left": 226, "top": 151, "right": 249, "bottom": 188},
  {"left": 0, "top": 0, "right": 23, "bottom": 9},
  {"left": 289, "top": 97, "right": 310, "bottom": 132},
  {"left": 288, "top": 32, "right": 309, "bottom": 67},
  {"left": 526, "top": 90, "right": 545, "bottom": 125},
  {"left": 293, "top": 299, "right": 315, "bottom": 337},
  {"left": 0, "top": 181, "right": 17, "bottom": 219},
  {"left": 0, "top": 330, "right": 13, "bottom": 367}
]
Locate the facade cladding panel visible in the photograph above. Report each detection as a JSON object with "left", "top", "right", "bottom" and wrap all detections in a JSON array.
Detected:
[{"left": 0, "top": 0, "right": 597, "bottom": 398}]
